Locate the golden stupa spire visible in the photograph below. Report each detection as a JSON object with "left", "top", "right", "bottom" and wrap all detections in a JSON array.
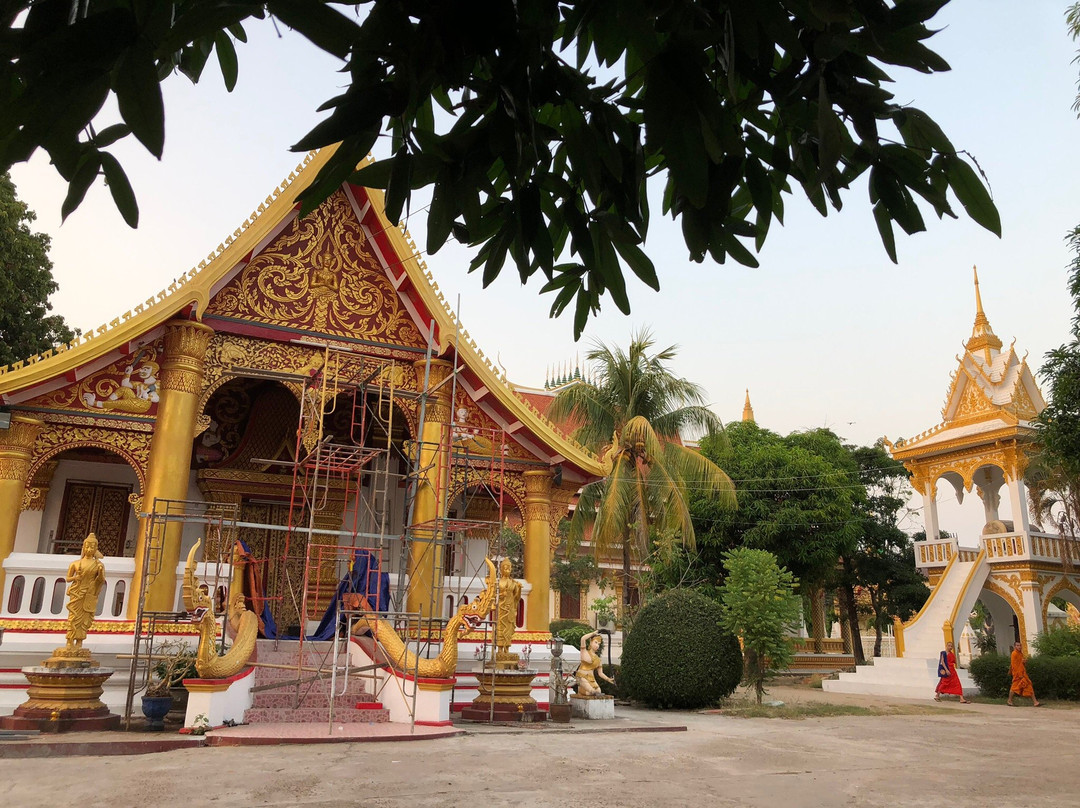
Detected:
[
  {"left": 966, "top": 265, "right": 1002, "bottom": 357},
  {"left": 742, "top": 388, "right": 756, "bottom": 423}
]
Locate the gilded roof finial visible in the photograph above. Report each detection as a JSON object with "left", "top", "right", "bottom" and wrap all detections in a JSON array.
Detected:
[
  {"left": 966, "top": 265, "right": 1002, "bottom": 357},
  {"left": 742, "top": 388, "right": 756, "bottom": 423}
]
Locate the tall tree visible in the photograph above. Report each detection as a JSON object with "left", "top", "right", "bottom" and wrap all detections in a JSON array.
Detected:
[
  {"left": 548, "top": 329, "right": 735, "bottom": 622},
  {"left": 0, "top": 172, "right": 76, "bottom": 366},
  {"left": 2, "top": 2, "right": 999, "bottom": 335},
  {"left": 1029, "top": 225, "right": 1080, "bottom": 558},
  {"left": 846, "top": 442, "right": 929, "bottom": 657}
]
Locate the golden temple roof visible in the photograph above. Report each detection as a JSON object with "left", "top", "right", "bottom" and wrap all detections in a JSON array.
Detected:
[{"left": 0, "top": 146, "right": 603, "bottom": 478}]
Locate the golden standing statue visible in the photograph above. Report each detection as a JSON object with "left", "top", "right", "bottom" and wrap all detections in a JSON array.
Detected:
[
  {"left": 494, "top": 558, "right": 521, "bottom": 662},
  {"left": 63, "top": 534, "right": 106, "bottom": 651}
]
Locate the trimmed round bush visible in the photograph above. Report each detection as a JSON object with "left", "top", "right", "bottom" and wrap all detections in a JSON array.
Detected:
[{"left": 619, "top": 588, "right": 742, "bottom": 709}]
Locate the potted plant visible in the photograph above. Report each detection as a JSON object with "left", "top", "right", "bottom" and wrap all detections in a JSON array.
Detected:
[
  {"left": 591, "top": 595, "right": 617, "bottom": 631},
  {"left": 142, "top": 640, "right": 195, "bottom": 731}
]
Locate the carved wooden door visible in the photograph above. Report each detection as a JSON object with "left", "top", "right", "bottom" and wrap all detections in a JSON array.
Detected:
[{"left": 55, "top": 481, "right": 132, "bottom": 556}]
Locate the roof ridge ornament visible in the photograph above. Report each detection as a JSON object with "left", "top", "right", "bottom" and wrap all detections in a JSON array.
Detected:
[{"left": 965, "top": 265, "right": 1003, "bottom": 357}]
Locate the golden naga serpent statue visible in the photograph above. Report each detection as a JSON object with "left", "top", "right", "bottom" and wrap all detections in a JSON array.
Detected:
[
  {"left": 183, "top": 540, "right": 259, "bottom": 679},
  {"left": 351, "top": 557, "right": 498, "bottom": 679}
]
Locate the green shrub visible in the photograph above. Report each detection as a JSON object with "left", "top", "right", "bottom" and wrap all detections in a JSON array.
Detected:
[
  {"left": 1033, "top": 624, "right": 1080, "bottom": 658},
  {"left": 969, "top": 653, "right": 1080, "bottom": 700},
  {"left": 549, "top": 619, "right": 592, "bottom": 636},
  {"left": 619, "top": 588, "right": 742, "bottom": 709},
  {"left": 969, "top": 653, "right": 1010, "bottom": 698},
  {"left": 599, "top": 664, "right": 621, "bottom": 699},
  {"left": 1027, "top": 656, "right": 1080, "bottom": 699},
  {"left": 552, "top": 622, "right": 595, "bottom": 653}
]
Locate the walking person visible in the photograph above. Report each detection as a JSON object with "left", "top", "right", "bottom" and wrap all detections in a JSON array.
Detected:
[
  {"left": 1007, "top": 641, "right": 1041, "bottom": 707},
  {"left": 934, "top": 641, "right": 971, "bottom": 703}
]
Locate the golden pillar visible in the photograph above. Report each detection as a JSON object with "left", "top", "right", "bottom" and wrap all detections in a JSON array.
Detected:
[
  {"left": 406, "top": 359, "right": 452, "bottom": 621},
  {"left": 129, "top": 320, "right": 214, "bottom": 615},
  {"left": 0, "top": 415, "right": 45, "bottom": 593},
  {"left": 523, "top": 469, "right": 553, "bottom": 631}
]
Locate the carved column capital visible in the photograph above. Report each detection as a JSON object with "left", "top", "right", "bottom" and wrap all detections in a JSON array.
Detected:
[
  {"left": 160, "top": 320, "right": 214, "bottom": 394},
  {"left": 0, "top": 415, "right": 45, "bottom": 481},
  {"left": 523, "top": 469, "right": 553, "bottom": 524},
  {"left": 413, "top": 358, "right": 454, "bottom": 425}
]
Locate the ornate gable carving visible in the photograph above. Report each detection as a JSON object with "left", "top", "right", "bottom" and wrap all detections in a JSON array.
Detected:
[
  {"left": 950, "top": 376, "right": 995, "bottom": 422},
  {"left": 206, "top": 191, "right": 426, "bottom": 348},
  {"left": 22, "top": 340, "right": 163, "bottom": 418}
]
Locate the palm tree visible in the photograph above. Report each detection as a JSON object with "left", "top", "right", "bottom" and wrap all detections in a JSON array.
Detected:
[{"left": 548, "top": 329, "right": 736, "bottom": 625}]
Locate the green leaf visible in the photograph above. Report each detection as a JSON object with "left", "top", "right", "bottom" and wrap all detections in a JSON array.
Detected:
[
  {"left": 213, "top": 31, "right": 239, "bottom": 92},
  {"left": 61, "top": 152, "right": 101, "bottom": 222},
  {"left": 613, "top": 240, "right": 660, "bottom": 291},
  {"left": 266, "top": 0, "right": 361, "bottom": 60},
  {"left": 872, "top": 201, "right": 898, "bottom": 263},
  {"left": 100, "top": 151, "right": 139, "bottom": 227},
  {"left": 114, "top": 44, "right": 165, "bottom": 158},
  {"left": 945, "top": 155, "right": 1001, "bottom": 237},
  {"left": 90, "top": 124, "right": 131, "bottom": 148}
]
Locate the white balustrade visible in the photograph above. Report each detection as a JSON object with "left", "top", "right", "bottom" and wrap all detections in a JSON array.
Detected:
[
  {"left": 982, "top": 531, "right": 1080, "bottom": 564},
  {"left": 1, "top": 552, "right": 229, "bottom": 620},
  {"left": 913, "top": 537, "right": 957, "bottom": 568}
]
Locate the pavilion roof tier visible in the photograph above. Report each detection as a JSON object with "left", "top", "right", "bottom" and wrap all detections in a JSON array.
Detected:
[
  {"left": 0, "top": 145, "right": 603, "bottom": 483},
  {"left": 884, "top": 267, "right": 1045, "bottom": 488}
]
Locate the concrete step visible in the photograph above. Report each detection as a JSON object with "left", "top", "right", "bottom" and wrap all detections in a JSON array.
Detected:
[
  {"left": 252, "top": 689, "right": 379, "bottom": 709},
  {"left": 243, "top": 705, "right": 390, "bottom": 724}
]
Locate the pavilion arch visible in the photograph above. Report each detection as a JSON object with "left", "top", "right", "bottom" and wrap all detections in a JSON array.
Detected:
[
  {"left": 981, "top": 579, "right": 1027, "bottom": 653},
  {"left": 1042, "top": 576, "right": 1080, "bottom": 625}
]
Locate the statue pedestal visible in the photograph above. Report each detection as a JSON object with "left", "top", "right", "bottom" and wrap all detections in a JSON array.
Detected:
[
  {"left": 570, "top": 694, "right": 615, "bottom": 720},
  {"left": 460, "top": 662, "right": 547, "bottom": 723},
  {"left": 0, "top": 648, "right": 121, "bottom": 732}
]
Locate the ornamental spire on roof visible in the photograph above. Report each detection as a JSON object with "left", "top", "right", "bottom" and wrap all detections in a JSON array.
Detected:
[
  {"left": 742, "top": 389, "right": 755, "bottom": 423},
  {"left": 966, "top": 265, "right": 1003, "bottom": 358}
]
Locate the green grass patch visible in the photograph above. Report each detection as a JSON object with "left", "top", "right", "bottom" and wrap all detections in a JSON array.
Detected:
[{"left": 705, "top": 699, "right": 956, "bottom": 719}]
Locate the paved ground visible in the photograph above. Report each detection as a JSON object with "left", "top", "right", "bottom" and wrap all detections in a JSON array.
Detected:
[{"left": 2, "top": 686, "right": 1077, "bottom": 808}]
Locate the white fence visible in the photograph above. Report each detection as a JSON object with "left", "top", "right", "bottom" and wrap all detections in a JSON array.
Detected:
[{"left": 1, "top": 552, "right": 230, "bottom": 619}]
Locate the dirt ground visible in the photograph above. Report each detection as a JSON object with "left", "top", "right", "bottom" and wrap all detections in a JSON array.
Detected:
[{"left": 2, "top": 686, "right": 1077, "bottom": 808}]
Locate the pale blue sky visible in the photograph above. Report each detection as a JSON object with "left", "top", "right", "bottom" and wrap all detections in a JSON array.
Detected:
[{"left": 11, "top": 1, "right": 1080, "bottom": 537}]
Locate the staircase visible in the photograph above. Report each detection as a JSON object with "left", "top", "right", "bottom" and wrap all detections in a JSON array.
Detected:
[
  {"left": 244, "top": 640, "right": 389, "bottom": 725},
  {"left": 823, "top": 552, "right": 987, "bottom": 699}
]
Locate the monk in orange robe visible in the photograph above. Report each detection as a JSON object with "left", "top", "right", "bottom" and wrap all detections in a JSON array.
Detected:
[{"left": 1007, "top": 641, "right": 1040, "bottom": 707}]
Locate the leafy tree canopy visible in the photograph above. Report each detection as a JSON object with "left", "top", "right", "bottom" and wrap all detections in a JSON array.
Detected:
[
  {"left": 0, "top": 172, "right": 76, "bottom": 366},
  {"left": 3, "top": 0, "right": 1000, "bottom": 337},
  {"left": 695, "top": 422, "right": 861, "bottom": 584}
]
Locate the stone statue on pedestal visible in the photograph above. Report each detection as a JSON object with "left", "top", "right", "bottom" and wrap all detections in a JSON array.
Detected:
[{"left": 575, "top": 630, "right": 616, "bottom": 697}]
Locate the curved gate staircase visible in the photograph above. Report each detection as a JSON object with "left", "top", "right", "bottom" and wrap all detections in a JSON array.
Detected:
[{"left": 823, "top": 552, "right": 987, "bottom": 699}]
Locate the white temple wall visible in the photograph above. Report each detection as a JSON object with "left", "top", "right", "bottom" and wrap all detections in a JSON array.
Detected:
[{"left": 28, "top": 458, "right": 140, "bottom": 554}]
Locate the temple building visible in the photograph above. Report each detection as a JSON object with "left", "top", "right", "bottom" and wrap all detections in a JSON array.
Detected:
[
  {"left": 0, "top": 148, "right": 607, "bottom": 720},
  {"left": 825, "top": 269, "right": 1080, "bottom": 699}
]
